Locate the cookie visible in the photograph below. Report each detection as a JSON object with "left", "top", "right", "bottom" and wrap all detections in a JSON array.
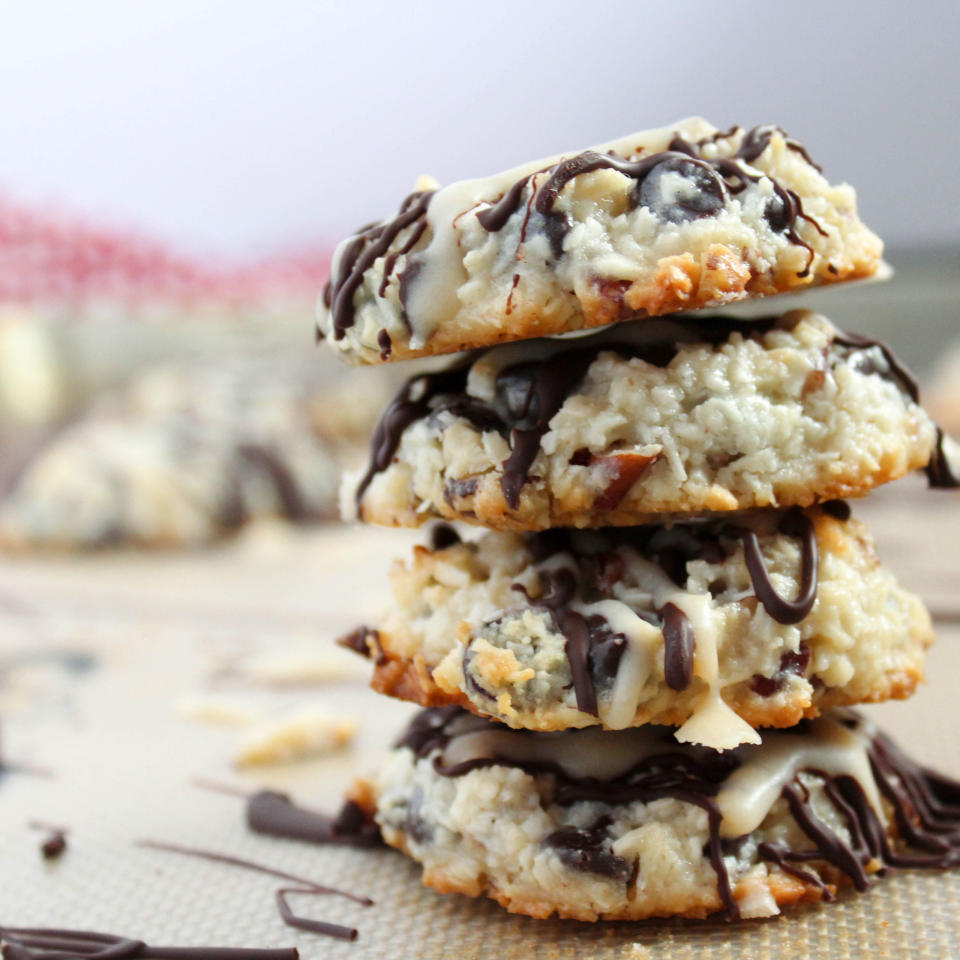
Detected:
[
  {"left": 344, "top": 311, "right": 940, "bottom": 531},
  {"left": 318, "top": 119, "right": 884, "bottom": 365},
  {"left": 366, "top": 706, "right": 960, "bottom": 921},
  {"left": 339, "top": 504, "right": 932, "bottom": 749},
  {"left": 0, "top": 364, "right": 347, "bottom": 550}
]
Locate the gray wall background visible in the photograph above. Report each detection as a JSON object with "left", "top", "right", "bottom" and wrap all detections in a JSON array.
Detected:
[{"left": 0, "top": 0, "right": 958, "bottom": 257}]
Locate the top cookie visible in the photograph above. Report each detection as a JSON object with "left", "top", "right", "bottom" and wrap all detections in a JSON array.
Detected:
[{"left": 318, "top": 118, "right": 884, "bottom": 364}]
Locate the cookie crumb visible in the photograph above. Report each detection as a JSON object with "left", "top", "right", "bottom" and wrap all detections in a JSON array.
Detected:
[{"left": 234, "top": 710, "right": 356, "bottom": 767}]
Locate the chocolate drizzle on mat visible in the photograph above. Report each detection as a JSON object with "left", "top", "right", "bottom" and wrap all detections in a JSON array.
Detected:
[
  {"left": 354, "top": 317, "right": 922, "bottom": 515},
  {"left": 395, "top": 707, "right": 960, "bottom": 920},
  {"left": 246, "top": 790, "right": 381, "bottom": 849},
  {"left": 137, "top": 837, "right": 373, "bottom": 942},
  {"left": 0, "top": 928, "right": 300, "bottom": 960}
]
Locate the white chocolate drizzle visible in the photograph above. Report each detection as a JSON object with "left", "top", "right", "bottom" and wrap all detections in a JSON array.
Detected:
[
  {"left": 399, "top": 117, "right": 718, "bottom": 343},
  {"left": 435, "top": 712, "right": 882, "bottom": 839}
]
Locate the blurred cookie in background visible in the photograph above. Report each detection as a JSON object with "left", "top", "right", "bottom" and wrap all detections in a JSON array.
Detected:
[
  {"left": 0, "top": 354, "right": 394, "bottom": 551},
  {"left": 0, "top": 195, "right": 402, "bottom": 550}
]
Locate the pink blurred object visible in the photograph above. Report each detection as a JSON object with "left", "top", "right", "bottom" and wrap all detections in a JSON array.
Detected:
[{"left": 0, "top": 194, "right": 331, "bottom": 310}]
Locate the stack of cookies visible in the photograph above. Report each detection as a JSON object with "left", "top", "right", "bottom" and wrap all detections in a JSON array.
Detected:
[{"left": 319, "top": 119, "right": 960, "bottom": 922}]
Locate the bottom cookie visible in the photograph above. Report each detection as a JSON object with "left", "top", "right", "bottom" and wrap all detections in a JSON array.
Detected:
[{"left": 363, "top": 706, "right": 960, "bottom": 922}]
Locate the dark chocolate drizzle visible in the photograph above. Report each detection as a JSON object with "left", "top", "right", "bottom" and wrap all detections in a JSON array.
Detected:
[
  {"left": 731, "top": 124, "right": 820, "bottom": 170},
  {"left": 661, "top": 603, "right": 695, "bottom": 691},
  {"left": 0, "top": 928, "right": 299, "bottom": 960},
  {"left": 396, "top": 707, "right": 960, "bottom": 919},
  {"left": 734, "top": 507, "right": 819, "bottom": 625},
  {"left": 327, "top": 190, "right": 434, "bottom": 339},
  {"left": 490, "top": 506, "right": 821, "bottom": 716},
  {"left": 138, "top": 837, "right": 373, "bottom": 943},
  {"left": 513, "top": 568, "right": 603, "bottom": 715},
  {"left": 832, "top": 331, "right": 920, "bottom": 403},
  {"left": 496, "top": 349, "right": 605, "bottom": 509},
  {"left": 353, "top": 362, "right": 471, "bottom": 509},
  {"left": 926, "top": 427, "right": 960, "bottom": 489},
  {"left": 376, "top": 329, "right": 392, "bottom": 361},
  {"left": 823, "top": 333, "right": 957, "bottom": 494}
]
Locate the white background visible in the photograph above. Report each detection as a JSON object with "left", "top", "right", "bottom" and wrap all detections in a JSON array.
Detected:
[{"left": 1, "top": 0, "right": 958, "bottom": 257}]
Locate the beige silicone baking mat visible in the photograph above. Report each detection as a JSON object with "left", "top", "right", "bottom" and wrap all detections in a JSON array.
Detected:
[{"left": 1, "top": 475, "right": 959, "bottom": 959}]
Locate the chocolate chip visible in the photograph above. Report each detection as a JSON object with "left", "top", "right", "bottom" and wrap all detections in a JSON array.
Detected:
[
  {"left": 428, "top": 522, "right": 461, "bottom": 551},
  {"left": 750, "top": 642, "right": 811, "bottom": 697},
  {"left": 636, "top": 156, "right": 726, "bottom": 224},
  {"left": 764, "top": 192, "right": 792, "bottom": 232}
]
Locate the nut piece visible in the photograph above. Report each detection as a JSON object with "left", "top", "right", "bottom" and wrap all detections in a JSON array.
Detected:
[{"left": 591, "top": 449, "right": 661, "bottom": 510}]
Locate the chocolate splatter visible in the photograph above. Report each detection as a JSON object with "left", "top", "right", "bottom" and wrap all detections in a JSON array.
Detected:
[
  {"left": 246, "top": 790, "right": 381, "bottom": 848},
  {"left": 274, "top": 888, "right": 357, "bottom": 941},
  {"left": 0, "top": 928, "right": 299, "bottom": 960},
  {"left": 138, "top": 838, "right": 372, "bottom": 901},
  {"left": 40, "top": 832, "right": 67, "bottom": 860}
]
